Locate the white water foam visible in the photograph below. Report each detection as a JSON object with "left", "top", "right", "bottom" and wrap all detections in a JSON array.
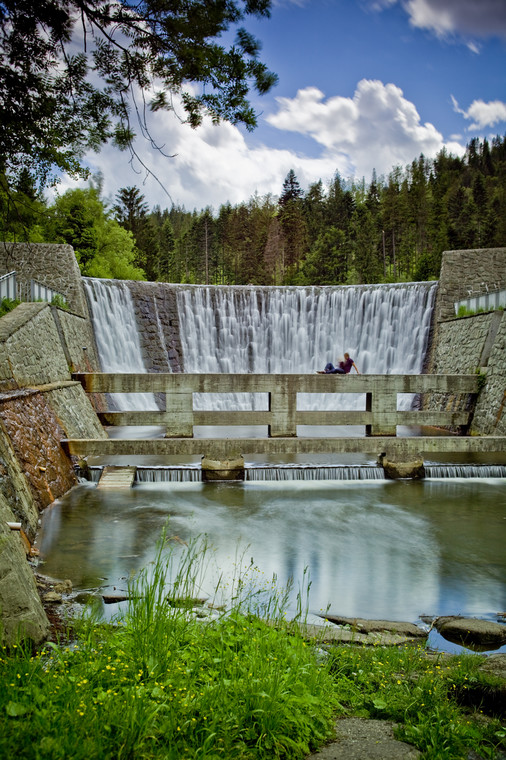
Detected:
[
  {"left": 176, "top": 283, "right": 437, "bottom": 410},
  {"left": 84, "top": 278, "right": 157, "bottom": 410}
]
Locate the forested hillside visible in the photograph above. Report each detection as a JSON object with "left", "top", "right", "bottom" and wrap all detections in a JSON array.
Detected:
[{"left": 1, "top": 135, "right": 505, "bottom": 285}]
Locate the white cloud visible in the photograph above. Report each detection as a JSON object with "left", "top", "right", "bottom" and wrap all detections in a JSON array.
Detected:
[
  {"left": 266, "top": 79, "right": 463, "bottom": 178},
  {"left": 57, "top": 95, "right": 335, "bottom": 211},
  {"left": 452, "top": 95, "right": 506, "bottom": 130},
  {"left": 56, "top": 80, "right": 466, "bottom": 211},
  {"left": 373, "top": 0, "right": 506, "bottom": 39}
]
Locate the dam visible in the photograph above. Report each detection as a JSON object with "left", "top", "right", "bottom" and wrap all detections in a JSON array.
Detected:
[{"left": 0, "top": 244, "right": 504, "bottom": 645}]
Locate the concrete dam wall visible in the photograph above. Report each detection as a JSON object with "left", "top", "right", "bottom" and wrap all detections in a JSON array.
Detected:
[{"left": 0, "top": 243, "right": 504, "bottom": 644}]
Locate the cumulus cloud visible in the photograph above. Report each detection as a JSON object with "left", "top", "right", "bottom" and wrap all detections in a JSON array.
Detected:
[
  {"left": 266, "top": 79, "right": 463, "bottom": 179},
  {"left": 57, "top": 95, "right": 334, "bottom": 211},
  {"left": 373, "top": 0, "right": 506, "bottom": 39},
  {"left": 57, "top": 80, "right": 465, "bottom": 211},
  {"left": 452, "top": 95, "right": 506, "bottom": 130}
]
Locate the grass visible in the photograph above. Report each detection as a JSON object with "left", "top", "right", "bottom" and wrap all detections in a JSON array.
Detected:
[
  {"left": 327, "top": 644, "right": 505, "bottom": 759},
  {"left": 0, "top": 533, "right": 336, "bottom": 760},
  {"left": 456, "top": 304, "right": 504, "bottom": 318},
  {"left": 0, "top": 531, "right": 504, "bottom": 759},
  {"left": 0, "top": 296, "right": 20, "bottom": 317}
]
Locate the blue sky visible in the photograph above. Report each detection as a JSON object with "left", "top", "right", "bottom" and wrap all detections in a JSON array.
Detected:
[{"left": 64, "top": 0, "right": 506, "bottom": 212}]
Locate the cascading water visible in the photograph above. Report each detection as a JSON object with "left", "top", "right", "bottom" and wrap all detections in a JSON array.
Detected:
[
  {"left": 176, "top": 282, "right": 437, "bottom": 410},
  {"left": 83, "top": 278, "right": 449, "bottom": 479},
  {"left": 81, "top": 462, "right": 506, "bottom": 483},
  {"left": 84, "top": 278, "right": 157, "bottom": 410}
]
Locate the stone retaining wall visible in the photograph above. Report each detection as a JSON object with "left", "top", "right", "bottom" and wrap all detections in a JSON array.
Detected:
[
  {"left": 434, "top": 247, "right": 506, "bottom": 324},
  {"left": 126, "top": 281, "right": 183, "bottom": 372},
  {"left": 0, "top": 301, "right": 105, "bottom": 645},
  {"left": 427, "top": 248, "right": 506, "bottom": 434},
  {"left": 0, "top": 242, "right": 90, "bottom": 318}
]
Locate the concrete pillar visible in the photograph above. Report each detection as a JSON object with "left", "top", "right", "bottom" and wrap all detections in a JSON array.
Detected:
[
  {"left": 165, "top": 391, "right": 193, "bottom": 437},
  {"left": 268, "top": 379, "right": 297, "bottom": 437},
  {"left": 365, "top": 389, "right": 397, "bottom": 436},
  {"left": 201, "top": 455, "right": 245, "bottom": 481},
  {"left": 378, "top": 453, "right": 425, "bottom": 479}
]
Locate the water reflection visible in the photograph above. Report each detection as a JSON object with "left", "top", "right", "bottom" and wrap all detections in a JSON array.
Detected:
[{"left": 37, "top": 480, "right": 506, "bottom": 632}]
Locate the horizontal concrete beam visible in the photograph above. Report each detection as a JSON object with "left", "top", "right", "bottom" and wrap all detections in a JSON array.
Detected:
[
  {"left": 74, "top": 373, "right": 480, "bottom": 394},
  {"left": 62, "top": 436, "right": 506, "bottom": 460},
  {"left": 98, "top": 410, "right": 472, "bottom": 427}
]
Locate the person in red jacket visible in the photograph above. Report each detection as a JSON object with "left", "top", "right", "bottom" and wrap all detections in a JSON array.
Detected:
[{"left": 317, "top": 352, "right": 360, "bottom": 374}]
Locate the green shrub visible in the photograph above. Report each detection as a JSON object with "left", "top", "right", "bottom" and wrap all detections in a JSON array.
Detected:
[
  {"left": 50, "top": 294, "right": 69, "bottom": 310},
  {"left": 0, "top": 297, "right": 20, "bottom": 318}
]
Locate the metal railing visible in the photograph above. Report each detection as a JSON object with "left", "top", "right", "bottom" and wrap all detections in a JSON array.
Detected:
[
  {"left": 455, "top": 288, "right": 506, "bottom": 315},
  {"left": 0, "top": 271, "right": 17, "bottom": 301},
  {"left": 13, "top": 279, "right": 66, "bottom": 303}
]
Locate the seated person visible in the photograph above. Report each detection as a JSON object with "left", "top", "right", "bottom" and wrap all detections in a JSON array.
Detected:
[{"left": 317, "top": 352, "right": 360, "bottom": 374}]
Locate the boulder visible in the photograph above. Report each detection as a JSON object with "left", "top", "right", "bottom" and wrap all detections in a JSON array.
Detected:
[
  {"left": 322, "top": 615, "right": 427, "bottom": 638},
  {"left": 434, "top": 616, "right": 506, "bottom": 650},
  {"left": 306, "top": 718, "right": 421, "bottom": 760},
  {"left": 0, "top": 495, "right": 49, "bottom": 645}
]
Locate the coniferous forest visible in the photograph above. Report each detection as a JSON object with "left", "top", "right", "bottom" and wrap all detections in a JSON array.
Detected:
[{"left": 1, "top": 135, "right": 505, "bottom": 285}]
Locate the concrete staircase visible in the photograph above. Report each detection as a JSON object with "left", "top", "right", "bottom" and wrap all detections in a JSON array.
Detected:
[{"left": 97, "top": 466, "right": 137, "bottom": 489}]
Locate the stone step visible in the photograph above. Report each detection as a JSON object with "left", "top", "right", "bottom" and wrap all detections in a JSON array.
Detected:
[{"left": 97, "top": 466, "right": 137, "bottom": 489}]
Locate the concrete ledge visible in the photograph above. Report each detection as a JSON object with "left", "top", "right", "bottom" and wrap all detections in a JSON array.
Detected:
[{"left": 62, "top": 435, "right": 506, "bottom": 459}]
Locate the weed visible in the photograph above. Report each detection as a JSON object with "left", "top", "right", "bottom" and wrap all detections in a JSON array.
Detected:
[
  {"left": 0, "top": 531, "right": 336, "bottom": 759},
  {"left": 0, "top": 297, "right": 20, "bottom": 317}
]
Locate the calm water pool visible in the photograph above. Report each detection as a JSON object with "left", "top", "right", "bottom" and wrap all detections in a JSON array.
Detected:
[{"left": 36, "top": 478, "right": 506, "bottom": 651}]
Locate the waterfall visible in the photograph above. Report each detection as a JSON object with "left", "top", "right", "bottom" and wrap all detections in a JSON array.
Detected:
[
  {"left": 80, "top": 463, "right": 505, "bottom": 483},
  {"left": 176, "top": 282, "right": 437, "bottom": 410},
  {"left": 425, "top": 464, "right": 506, "bottom": 479},
  {"left": 84, "top": 278, "right": 436, "bottom": 414},
  {"left": 246, "top": 465, "right": 385, "bottom": 481},
  {"left": 84, "top": 278, "right": 157, "bottom": 410}
]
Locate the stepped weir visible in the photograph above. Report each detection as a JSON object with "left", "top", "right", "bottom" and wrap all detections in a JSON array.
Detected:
[{"left": 77, "top": 278, "right": 505, "bottom": 481}]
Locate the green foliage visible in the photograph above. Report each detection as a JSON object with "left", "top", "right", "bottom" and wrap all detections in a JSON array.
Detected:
[
  {"left": 0, "top": 171, "right": 47, "bottom": 242},
  {"left": 327, "top": 644, "right": 505, "bottom": 759},
  {"left": 456, "top": 304, "right": 504, "bottom": 319},
  {"left": 0, "top": 533, "right": 336, "bottom": 759},
  {"left": 46, "top": 186, "right": 146, "bottom": 280},
  {"left": 0, "top": 538, "right": 504, "bottom": 760},
  {"left": 133, "top": 134, "right": 506, "bottom": 286},
  {"left": 50, "top": 294, "right": 69, "bottom": 310},
  {"left": 0, "top": 0, "right": 277, "bottom": 189},
  {"left": 0, "top": 297, "right": 20, "bottom": 317},
  {"left": 475, "top": 367, "right": 487, "bottom": 392},
  {"left": 2, "top": 134, "right": 506, "bottom": 285}
]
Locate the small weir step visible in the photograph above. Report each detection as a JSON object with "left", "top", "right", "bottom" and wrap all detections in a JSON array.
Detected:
[{"left": 97, "top": 466, "right": 137, "bottom": 489}]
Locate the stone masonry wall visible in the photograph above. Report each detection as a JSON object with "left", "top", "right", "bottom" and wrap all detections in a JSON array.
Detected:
[
  {"left": 0, "top": 303, "right": 70, "bottom": 390},
  {"left": 428, "top": 248, "right": 506, "bottom": 434},
  {"left": 0, "top": 301, "right": 105, "bottom": 645},
  {"left": 434, "top": 247, "right": 506, "bottom": 324},
  {"left": 429, "top": 312, "right": 505, "bottom": 433},
  {"left": 54, "top": 307, "right": 100, "bottom": 373},
  {"left": 0, "top": 242, "right": 90, "bottom": 318},
  {"left": 472, "top": 313, "right": 506, "bottom": 435},
  {"left": 126, "top": 281, "right": 183, "bottom": 372}
]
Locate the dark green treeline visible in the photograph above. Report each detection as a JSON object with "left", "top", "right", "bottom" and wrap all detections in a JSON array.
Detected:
[{"left": 2, "top": 136, "right": 505, "bottom": 284}]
